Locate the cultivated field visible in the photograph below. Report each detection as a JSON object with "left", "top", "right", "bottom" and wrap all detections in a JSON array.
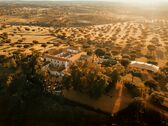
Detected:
[{"left": 1, "top": 20, "right": 168, "bottom": 67}]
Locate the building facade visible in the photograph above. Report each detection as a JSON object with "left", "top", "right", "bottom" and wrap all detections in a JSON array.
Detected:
[{"left": 44, "top": 48, "right": 87, "bottom": 76}]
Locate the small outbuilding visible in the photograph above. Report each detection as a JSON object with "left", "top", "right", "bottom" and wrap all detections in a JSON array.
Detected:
[{"left": 129, "top": 61, "right": 159, "bottom": 73}]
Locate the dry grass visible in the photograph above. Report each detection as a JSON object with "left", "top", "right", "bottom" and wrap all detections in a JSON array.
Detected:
[{"left": 63, "top": 85, "right": 133, "bottom": 113}]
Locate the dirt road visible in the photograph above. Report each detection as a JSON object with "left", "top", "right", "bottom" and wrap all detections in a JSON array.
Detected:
[{"left": 111, "top": 82, "right": 124, "bottom": 113}]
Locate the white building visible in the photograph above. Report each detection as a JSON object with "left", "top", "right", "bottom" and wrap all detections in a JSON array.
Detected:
[
  {"left": 129, "top": 61, "right": 159, "bottom": 73},
  {"left": 45, "top": 55, "right": 69, "bottom": 68},
  {"left": 44, "top": 48, "right": 87, "bottom": 76}
]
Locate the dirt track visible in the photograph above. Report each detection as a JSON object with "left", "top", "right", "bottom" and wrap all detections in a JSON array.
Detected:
[{"left": 111, "top": 82, "right": 123, "bottom": 113}]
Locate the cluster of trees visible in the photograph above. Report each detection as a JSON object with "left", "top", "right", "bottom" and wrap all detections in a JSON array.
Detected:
[
  {"left": 63, "top": 60, "right": 125, "bottom": 98},
  {"left": 0, "top": 52, "right": 111, "bottom": 126},
  {"left": 124, "top": 63, "right": 168, "bottom": 98},
  {"left": 0, "top": 52, "right": 48, "bottom": 113},
  {"left": 154, "top": 64, "right": 168, "bottom": 91}
]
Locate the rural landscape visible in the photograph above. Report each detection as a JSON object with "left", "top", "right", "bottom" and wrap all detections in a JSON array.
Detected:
[{"left": 0, "top": 0, "right": 168, "bottom": 126}]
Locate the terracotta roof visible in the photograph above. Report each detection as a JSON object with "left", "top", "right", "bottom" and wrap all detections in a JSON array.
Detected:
[
  {"left": 49, "top": 66, "right": 65, "bottom": 72},
  {"left": 69, "top": 52, "right": 87, "bottom": 62}
]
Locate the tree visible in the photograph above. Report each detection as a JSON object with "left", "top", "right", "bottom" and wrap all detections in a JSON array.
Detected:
[
  {"left": 147, "top": 61, "right": 158, "bottom": 66},
  {"left": 24, "top": 27, "right": 30, "bottom": 31},
  {"left": 41, "top": 43, "right": 47, "bottom": 48},
  {"left": 105, "top": 63, "right": 125, "bottom": 90},
  {"left": 147, "top": 45, "right": 156, "bottom": 57},
  {"left": 124, "top": 81, "right": 142, "bottom": 97},
  {"left": 144, "top": 80, "right": 159, "bottom": 91},
  {"left": 161, "top": 66, "right": 168, "bottom": 75},
  {"left": 122, "top": 54, "right": 131, "bottom": 59},
  {"left": 120, "top": 58, "right": 131, "bottom": 67},
  {"left": 0, "top": 52, "right": 49, "bottom": 122},
  {"left": 130, "top": 70, "right": 142, "bottom": 82},
  {"left": 1, "top": 32, "right": 8, "bottom": 39},
  {"left": 63, "top": 61, "right": 110, "bottom": 98},
  {"left": 111, "top": 49, "right": 120, "bottom": 56},
  {"left": 102, "top": 59, "right": 117, "bottom": 67},
  {"left": 165, "top": 62, "right": 168, "bottom": 67},
  {"left": 5, "top": 39, "right": 11, "bottom": 43},
  {"left": 111, "top": 70, "right": 120, "bottom": 85},
  {"left": 1, "top": 52, "right": 48, "bottom": 97},
  {"left": 62, "top": 74, "right": 72, "bottom": 89},
  {"left": 85, "top": 48, "right": 93, "bottom": 56},
  {"left": 32, "top": 40, "right": 39, "bottom": 44},
  {"left": 95, "top": 48, "right": 105, "bottom": 57}
]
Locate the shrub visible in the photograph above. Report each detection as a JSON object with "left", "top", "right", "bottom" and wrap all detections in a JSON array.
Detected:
[
  {"left": 5, "top": 39, "right": 11, "bottom": 43},
  {"left": 120, "top": 58, "right": 131, "bottom": 67},
  {"left": 124, "top": 81, "right": 142, "bottom": 97},
  {"left": 17, "top": 45, "right": 22, "bottom": 48},
  {"left": 147, "top": 61, "right": 158, "bottom": 66},
  {"left": 32, "top": 40, "right": 39, "bottom": 44},
  {"left": 9, "top": 43, "right": 15, "bottom": 46},
  {"left": 83, "top": 43, "right": 90, "bottom": 48},
  {"left": 53, "top": 43, "right": 59, "bottom": 46},
  {"left": 23, "top": 45, "right": 30, "bottom": 48},
  {"left": 41, "top": 44, "right": 47, "bottom": 48},
  {"left": 144, "top": 80, "right": 160, "bottom": 91},
  {"left": 18, "top": 39, "right": 23, "bottom": 43},
  {"left": 25, "top": 27, "right": 30, "bottom": 31},
  {"left": 122, "top": 54, "right": 131, "bottom": 59},
  {"left": 102, "top": 59, "right": 117, "bottom": 67},
  {"left": 95, "top": 48, "right": 105, "bottom": 57},
  {"left": 111, "top": 50, "right": 120, "bottom": 56}
]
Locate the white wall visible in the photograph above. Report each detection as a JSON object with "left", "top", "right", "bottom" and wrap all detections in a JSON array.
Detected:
[{"left": 45, "top": 57, "right": 69, "bottom": 67}]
